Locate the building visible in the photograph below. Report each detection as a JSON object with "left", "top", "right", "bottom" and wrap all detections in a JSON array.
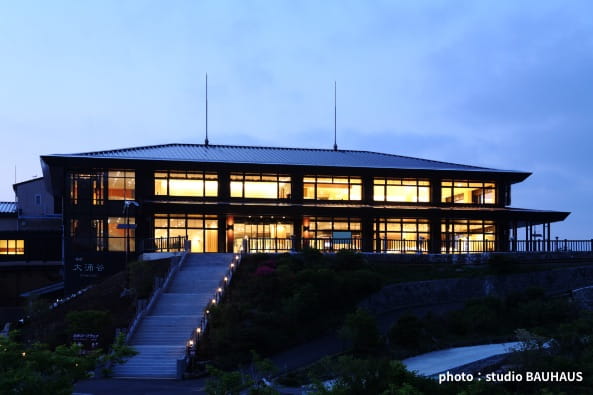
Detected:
[
  {"left": 0, "top": 178, "right": 62, "bottom": 310},
  {"left": 40, "top": 143, "right": 569, "bottom": 292}
]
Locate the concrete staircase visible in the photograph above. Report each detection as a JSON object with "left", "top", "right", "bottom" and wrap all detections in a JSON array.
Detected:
[{"left": 112, "top": 253, "right": 232, "bottom": 378}]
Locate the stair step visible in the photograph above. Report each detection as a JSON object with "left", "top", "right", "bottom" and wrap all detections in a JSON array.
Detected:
[{"left": 114, "top": 253, "right": 234, "bottom": 379}]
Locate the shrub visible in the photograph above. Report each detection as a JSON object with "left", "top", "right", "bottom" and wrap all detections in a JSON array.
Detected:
[
  {"left": 66, "top": 310, "right": 112, "bottom": 349},
  {"left": 339, "top": 309, "right": 383, "bottom": 354},
  {"left": 389, "top": 314, "right": 426, "bottom": 349}
]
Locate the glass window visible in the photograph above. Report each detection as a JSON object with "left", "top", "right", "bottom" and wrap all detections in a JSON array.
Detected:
[
  {"left": 374, "top": 178, "right": 430, "bottom": 203},
  {"left": 230, "top": 173, "right": 291, "bottom": 199},
  {"left": 0, "top": 240, "right": 25, "bottom": 255},
  {"left": 69, "top": 171, "right": 104, "bottom": 205},
  {"left": 441, "top": 219, "right": 496, "bottom": 253},
  {"left": 107, "top": 217, "right": 135, "bottom": 252},
  {"left": 303, "top": 176, "right": 362, "bottom": 201},
  {"left": 154, "top": 171, "right": 218, "bottom": 197},
  {"left": 441, "top": 180, "right": 496, "bottom": 204},
  {"left": 375, "top": 218, "right": 430, "bottom": 254},
  {"left": 108, "top": 170, "right": 135, "bottom": 200},
  {"left": 303, "top": 217, "right": 361, "bottom": 251},
  {"left": 154, "top": 214, "right": 218, "bottom": 252}
]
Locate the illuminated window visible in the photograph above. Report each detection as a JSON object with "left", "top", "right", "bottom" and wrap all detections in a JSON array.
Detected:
[
  {"left": 441, "top": 219, "right": 496, "bottom": 253},
  {"left": 154, "top": 171, "right": 218, "bottom": 197},
  {"left": 0, "top": 240, "right": 24, "bottom": 255},
  {"left": 441, "top": 180, "right": 496, "bottom": 204},
  {"left": 303, "top": 176, "right": 361, "bottom": 201},
  {"left": 154, "top": 214, "right": 218, "bottom": 253},
  {"left": 230, "top": 173, "right": 291, "bottom": 199},
  {"left": 108, "top": 170, "right": 135, "bottom": 200},
  {"left": 303, "top": 217, "right": 361, "bottom": 250},
  {"left": 375, "top": 218, "right": 429, "bottom": 254},
  {"left": 93, "top": 219, "right": 105, "bottom": 252},
  {"left": 374, "top": 178, "right": 430, "bottom": 203},
  {"left": 69, "top": 171, "right": 104, "bottom": 205},
  {"left": 233, "top": 218, "right": 294, "bottom": 252},
  {"left": 107, "top": 217, "right": 135, "bottom": 252}
]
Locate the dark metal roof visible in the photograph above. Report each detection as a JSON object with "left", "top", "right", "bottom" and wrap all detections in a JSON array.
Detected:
[
  {"left": 0, "top": 202, "right": 16, "bottom": 214},
  {"left": 44, "top": 143, "right": 523, "bottom": 173}
]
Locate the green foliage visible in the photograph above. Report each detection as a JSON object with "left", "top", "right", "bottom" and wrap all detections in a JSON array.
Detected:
[
  {"left": 201, "top": 252, "right": 385, "bottom": 367},
  {"left": 331, "top": 250, "right": 367, "bottom": 271},
  {"left": 309, "top": 356, "right": 446, "bottom": 394},
  {"left": 386, "top": 287, "right": 580, "bottom": 360},
  {"left": 205, "top": 365, "right": 246, "bottom": 395},
  {"left": 66, "top": 310, "right": 112, "bottom": 335},
  {"left": 339, "top": 309, "right": 383, "bottom": 354},
  {"left": 128, "top": 258, "right": 171, "bottom": 298},
  {"left": 389, "top": 314, "right": 427, "bottom": 350},
  {"left": 0, "top": 331, "right": 92, "bottom": 395},
  {"left": 205, "top": 351, "right": 279, "bottom": 395}
]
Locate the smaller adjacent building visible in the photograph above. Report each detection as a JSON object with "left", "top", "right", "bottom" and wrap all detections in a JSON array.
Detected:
[{"left": 0, "top": 178, "right": 62, "bottom": 307}]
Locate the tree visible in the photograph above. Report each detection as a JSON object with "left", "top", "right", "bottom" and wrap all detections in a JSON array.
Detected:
[{"left": 0, "top": 331, "right": 92, "bottom": 395}]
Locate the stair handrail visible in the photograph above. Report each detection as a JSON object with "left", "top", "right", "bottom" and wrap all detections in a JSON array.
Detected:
[
  {"left": 125, "top": 247, "right": 190, "bottom": 343},
  {"left": 184, "top": 253, "right": 243, "bottom": 365}
]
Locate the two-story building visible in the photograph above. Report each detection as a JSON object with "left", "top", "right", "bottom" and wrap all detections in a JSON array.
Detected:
[{"left": 40, "top": 143, "right": 569, "bottom": 292}]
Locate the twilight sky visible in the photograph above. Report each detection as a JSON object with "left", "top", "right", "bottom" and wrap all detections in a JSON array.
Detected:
[{"left": 0, "top": 1, "right": 591, "bottom": 238}]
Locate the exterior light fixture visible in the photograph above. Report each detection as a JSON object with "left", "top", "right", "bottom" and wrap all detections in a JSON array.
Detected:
[
  {"left": 211, "top": 298, "right": 216, "bottom": 304},
  {"left": 196, "top": 327, "right": 201, "bottom": 334},
  {"left": 230, "top": 263, "right": 235, "bottom": 268},
  {"left": 224, "top": 276, "right": 228, "bottom": 282},
  {"left": 189, "top": 340, "right": 194, "bottom": 346},
  {"left": 217, "top": 287, "right": 222, "bottom": 293}
]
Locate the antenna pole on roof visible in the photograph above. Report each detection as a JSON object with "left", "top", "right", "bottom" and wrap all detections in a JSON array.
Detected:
[
  {"left": 333, "top": 81, "right": 338, "bottom": 151},
  {"left": 205, "top": 73, "right": 209, "bottom": 147}
]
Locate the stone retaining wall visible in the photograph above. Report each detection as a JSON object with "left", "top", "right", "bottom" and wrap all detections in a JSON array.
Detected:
[{"left": 360, "top": 264, "right": 593, "bottom": 315}]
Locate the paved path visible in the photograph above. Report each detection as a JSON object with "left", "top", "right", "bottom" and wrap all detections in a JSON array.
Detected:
[
  {"left": 112, "top": 253, "right": 232, "bottom": 379},
  {"left": 402, "top": 342, "right": 521, "bottom": 377}
]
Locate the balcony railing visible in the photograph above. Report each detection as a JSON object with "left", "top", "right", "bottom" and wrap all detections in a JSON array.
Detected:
[
  {"left": 303, "top": 238, "right": 362, "bottom": 252},
  {"left": 141, "top": 236, "right": 187, "bottom": 253},
  {"left": 379, "top": 238, "right": 430, "bottom": 254},
  {"left": 441, "top": 239, "right": 497, "bottom": 254},
  {"left": 244, "top": 237, "right": 294, "bottom": 253},
  {"left": 507, "top": 239, "right": 593, "bottom": 253}
]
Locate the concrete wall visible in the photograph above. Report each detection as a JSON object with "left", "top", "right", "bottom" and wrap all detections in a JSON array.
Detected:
[{"left": 15, "top": 178, "right": 55, "bottom": 217}]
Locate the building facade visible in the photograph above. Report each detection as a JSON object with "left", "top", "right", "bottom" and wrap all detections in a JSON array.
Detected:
[
  {"left": 0, "top": 178, "right": 62, "bottom": 307},
  {"left": 40, "top": 143, "right": 569, "bottom": 292}
]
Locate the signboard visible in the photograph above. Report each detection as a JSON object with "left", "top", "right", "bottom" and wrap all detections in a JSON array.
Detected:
[
  {"left": 332, "top": 231, "right": 352, "bottom": 240},
  {"left": 116, "top": 224, "right": 137, "bottom": 229}
]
